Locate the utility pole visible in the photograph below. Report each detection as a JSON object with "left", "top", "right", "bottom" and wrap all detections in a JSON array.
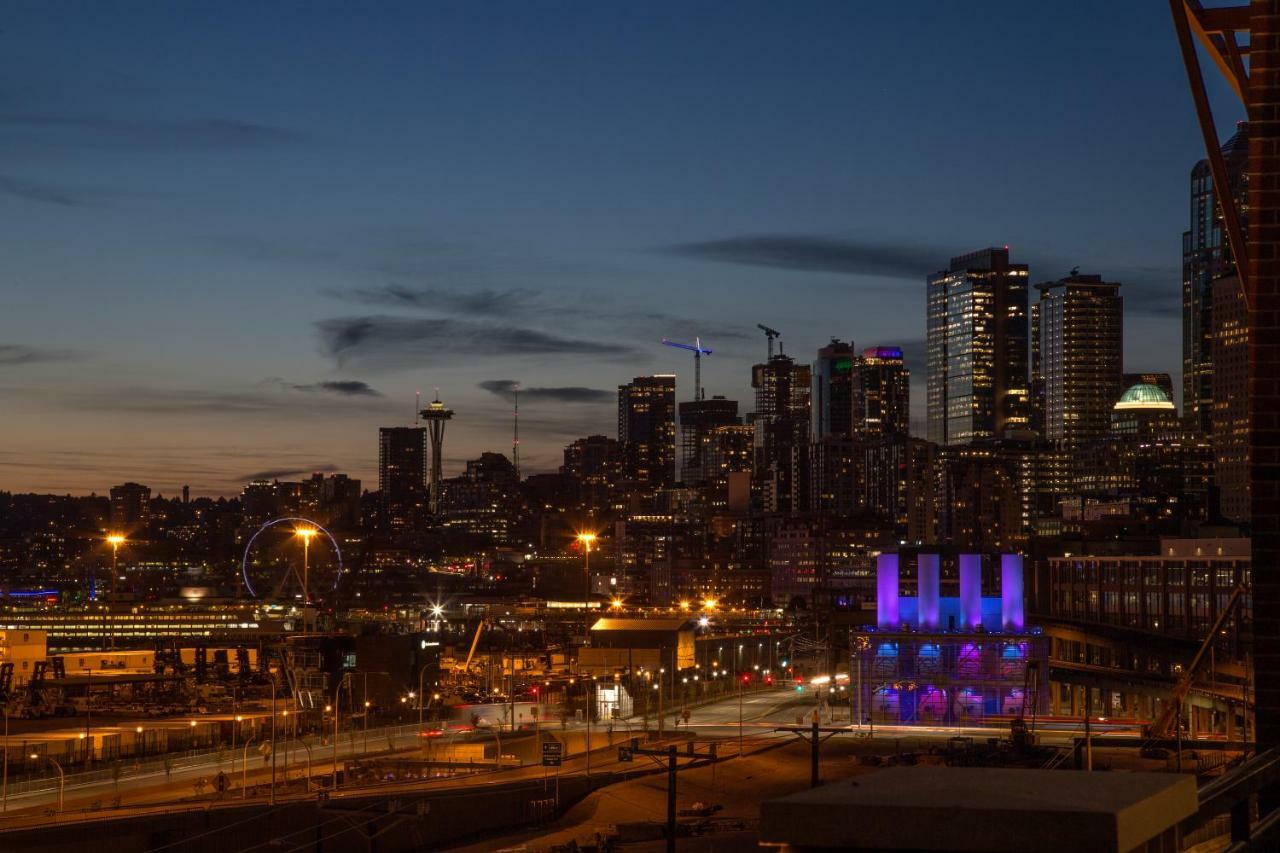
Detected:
[
  {"left": 810, "top": 715, "right": 820, "bottom": 788},
  {"left": 774, "top": 720, "right": 855, "bottom": 789},
  {"left": 625, "top": 738, "right": 718, "bottom": 853},
  {"left": 666, "top": 745, "right": 677, "bottom": 853}
]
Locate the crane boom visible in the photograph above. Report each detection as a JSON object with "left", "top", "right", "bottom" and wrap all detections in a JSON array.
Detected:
[
  {"left": 757, "top": 324, "right": 780, "bottom": 359},
  {"left": 460, "top": 618, "right": 487, "bottom": 675},
  {"left": 1146, "top": 583, "right": 1247, "bottom": 739},
  {"left": 661, "top": 337, "right": 712, "bottom": 401}
]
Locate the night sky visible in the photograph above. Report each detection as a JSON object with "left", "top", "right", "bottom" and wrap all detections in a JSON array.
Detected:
[{"left": 0, "top": 1, "right": 1245, "bottom": 496}]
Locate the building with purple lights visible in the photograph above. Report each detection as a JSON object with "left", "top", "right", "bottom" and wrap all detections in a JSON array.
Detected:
[{"left": 855, "top": 551, "right": 1049, "bottom": 725}]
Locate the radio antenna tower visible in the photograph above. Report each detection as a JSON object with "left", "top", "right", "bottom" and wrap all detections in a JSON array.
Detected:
[
  {"left": 415, "top": 391, "right": 421, "bottom": 425},
  {"left": 512, "top": 382, "right": 521, "bottom": 480}
]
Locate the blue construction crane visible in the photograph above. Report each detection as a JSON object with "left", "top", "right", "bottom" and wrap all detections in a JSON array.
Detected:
[{"left": 662, "top": 337, "right": 712, "bottom": 401}]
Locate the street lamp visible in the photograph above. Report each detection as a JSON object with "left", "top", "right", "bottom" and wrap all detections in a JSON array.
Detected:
[
  {"left": 30, "top": 755, "right": 63, "bottom": 812},
  {"left": 241, "top": 736, "right": 256, "bottom": 798},
  {"left": 105, "top": 534, "right": 125, "bottom": 648},
  {"left": 576, "top": 532, "right": 597, "bottom": 610},
  {"left": 294, "top": 526, "right": 317, "bottom": 604}
]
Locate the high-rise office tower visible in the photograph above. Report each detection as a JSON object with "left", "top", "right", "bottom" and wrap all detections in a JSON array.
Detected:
[
  {"left": 378, "top": 426, "right": 428, "bottom": 530},
  {"left": 109, "top": 482, "right": 151, "bottom": 530},
  {"left": 1212, "top": 273, "right": 1249, "bottom": 521},
  {"left": 1183, "top": 122, "right": 1248, "bottom": 434},
  {"left": 564, "top": 434, "right": 622, "bottom": 511},
  {"left": 855, "top": 346, "right": 911, "bottom": 437},
  {"left": 678, "top": 396, "right": 739, "bottom": 485},
  {"left": 1031, "top": 273, "right": 1123, "bottom": 448},
  {"left": 618, "top": 375, "right": 677, "bottom": 488},
  {"left": 812, "top": 339, "right": 857, "bottom": 440},
  {"left": 927, "top": 248, "right": 1030, "bottom": 445},
  {"left": 752, "top": 354, "right": 811, "bottom": 514}
]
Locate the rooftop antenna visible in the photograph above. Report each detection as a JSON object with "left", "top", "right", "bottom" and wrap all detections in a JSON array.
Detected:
[
  {"left": 415, "top": 391, "right": 421, "bottom": 425},
  {"left": 757, "top": 324, "right": 780, "bottom": 360},
  {"left": 512, "top": 382, "right": 521, "bottom": 480},
  {"left": 662, "top": 337, "right": 713, "bottom": 402}
]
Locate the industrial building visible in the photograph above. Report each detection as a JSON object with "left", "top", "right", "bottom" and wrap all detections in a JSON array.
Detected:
[{"left": 855, "top": 553, "right": 1049, "bottom": 725}]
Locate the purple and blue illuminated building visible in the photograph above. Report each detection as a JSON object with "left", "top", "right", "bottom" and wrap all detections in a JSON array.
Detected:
[{"left": 857, "top": 552, "right": 1049, "bottom": 725}]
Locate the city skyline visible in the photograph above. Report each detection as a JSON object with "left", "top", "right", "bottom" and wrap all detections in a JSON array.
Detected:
[{"left": 0, "top": 1, "right": 1246, "bottom": 495}]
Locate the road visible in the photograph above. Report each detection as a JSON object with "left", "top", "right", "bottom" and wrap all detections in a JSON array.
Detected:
[{"left": 0, "top": 687, "right": 1146, "bottom": 825}]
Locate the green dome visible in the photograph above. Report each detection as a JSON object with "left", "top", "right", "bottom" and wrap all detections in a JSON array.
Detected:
[{"left": 1115, "top": 383, "right": 1175, "bottom": 410}]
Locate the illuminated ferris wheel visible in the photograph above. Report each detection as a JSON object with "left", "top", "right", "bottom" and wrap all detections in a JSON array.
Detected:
[{"left": 240, "top": 517, "right": 343, "bottom": 603}]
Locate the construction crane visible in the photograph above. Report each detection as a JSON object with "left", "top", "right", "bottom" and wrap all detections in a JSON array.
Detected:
[
  {"left": 452, "top": 617, "right": 488, "bottom": 681},
  {"left": 1145, "top": 583, "right": 1248, "bottom": 740},
  {"left": 757, "top": 324, "right": 780, "bottom": 359},
  {"left": 662, "top": 337, "right": 712, "bottom": 401}
]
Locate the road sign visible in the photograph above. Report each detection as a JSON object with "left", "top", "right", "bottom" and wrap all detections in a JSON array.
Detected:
[
  {"left": 542, "top": 741, "right": 563, "bottom": 767},
  {"left": 618, "top": 746, "right": 633, "bottom": 763}
]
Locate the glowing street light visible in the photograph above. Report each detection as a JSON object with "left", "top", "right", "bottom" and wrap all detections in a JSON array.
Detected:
[
  {"left": 576, "top": 532, "right": 597, "bottom": 610},
  {"left": 702, "top": 597, "right": 718, "bottom": 612},
  {"left": 295, "top": 526, "right": 317, "bottom": 604},
  {"left": 104, "top": 534, "right": 126, "bottom": 646}
]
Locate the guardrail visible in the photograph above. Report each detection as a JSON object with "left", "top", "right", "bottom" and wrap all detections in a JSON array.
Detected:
[
  {"left": 1, "top": 721, "right": 431, "bottom": 802},
  {"left": 1181, "top": 747, "right": 1280, "bottom": 849}
]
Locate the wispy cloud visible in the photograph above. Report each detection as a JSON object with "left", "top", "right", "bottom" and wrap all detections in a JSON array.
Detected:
[
  {"left": 0, "top": 113, "right": 301, "bottom": 150},
  {"left": 0, "top": 344, "right": 83, "bottom": 366},
  {"left": 3, "top": 384, "right": 397, "bottom": 417},
  {"left": 328, "top": 284, "right": 753, "bottom": 343},
  {"left": 289, "top": 380, "right": 383, "bottom": 397},
  {"left": 664, "top": 234, "right": 937, "bottom": 279},
  {"left": 0, "top": 174, "right": 101, "bottom": 207},
  {"left": 335, "top": 286, "right": 541, "bottom": 317},
  {"left": 316, "top": 315, "right": 642, "bottom": 369},
  {"left": 478, "top": 379, "right": 613, "bottom": 404},
  {"left": 242, "top": 463, "right": 339, "bottom": 482}
]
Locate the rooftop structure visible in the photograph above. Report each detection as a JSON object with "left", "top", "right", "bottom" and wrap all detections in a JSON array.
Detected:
[{"left": 761, "top": 766, "right": 1196, "bottom": 852}]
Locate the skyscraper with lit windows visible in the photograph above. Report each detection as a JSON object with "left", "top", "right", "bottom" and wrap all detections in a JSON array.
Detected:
[
  {"left": 1183, "top": 122, "right": 1248, "bottom": 434},
  {"left": 378, "top": 426, "right": 428, "bottom": 531},
  {"left": 618, "top": 375, "right": 677, "bottom": 488},
  {"left": 1031, "top": 272, "right": 1123, "bottom": 449},
  {"left": 926, "top": 247, "right": 1030, "bottom": 445}
]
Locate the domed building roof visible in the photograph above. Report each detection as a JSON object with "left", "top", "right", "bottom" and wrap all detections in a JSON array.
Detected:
[{"left": 1114, "top": 383, "right": 1175, "bottom": 411}]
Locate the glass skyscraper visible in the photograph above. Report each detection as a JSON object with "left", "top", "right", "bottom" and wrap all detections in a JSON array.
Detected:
[
  {"left": 926, "top": 248, "right": 1030, "bottom": 445},
  {"left": 1031, "top": 273, "right": 1123, "bottom": 448}
]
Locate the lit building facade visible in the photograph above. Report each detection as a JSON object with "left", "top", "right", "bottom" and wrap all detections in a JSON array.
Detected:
[
  {"left": 618, "top": 375, "right": 677, "bottom": 489},
  {"left": 378, "top": 426, "right": 428, "bottom": 531},
  {"left": 927, "top": 248, "right": 1030, "bottom": 446},
  {"left": 1211, "top": 273, "right": 1249, "bottom": 522},
  {"left": 109, "top": 483, "right": 151, "bottom": 532},
  {"left": 812, "top": 338, "right": 857, "bottom": 440},
  {"left": 752, "top": 355, "right": 811, "bottom": 515},
  {"left": 1182, "top": 122, "right": 1248, "bottom": 433},
  {"left": 855, "top": 553, "right": 1048, "bottom": 725},
  {"left": 1032, "top": 273, "right": 1123, "bottom": 448},
  {"left": 1040, "top": 538, "right": 1249, "bottom": 733},
  {"left": 677, "top": 396, "right": 739, "bottom": 486},
  {"left": 855, "top": 346, "right": 910, "bottom": 437}
]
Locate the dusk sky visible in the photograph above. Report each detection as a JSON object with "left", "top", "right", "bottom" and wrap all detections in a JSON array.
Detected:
[{"left": 0, "top": 2, "right": 1245, "bottom": 496}]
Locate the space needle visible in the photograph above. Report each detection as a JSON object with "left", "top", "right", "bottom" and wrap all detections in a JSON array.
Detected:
[{"left": 419, "top": 392, "right": 454, "bottom": 515}]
